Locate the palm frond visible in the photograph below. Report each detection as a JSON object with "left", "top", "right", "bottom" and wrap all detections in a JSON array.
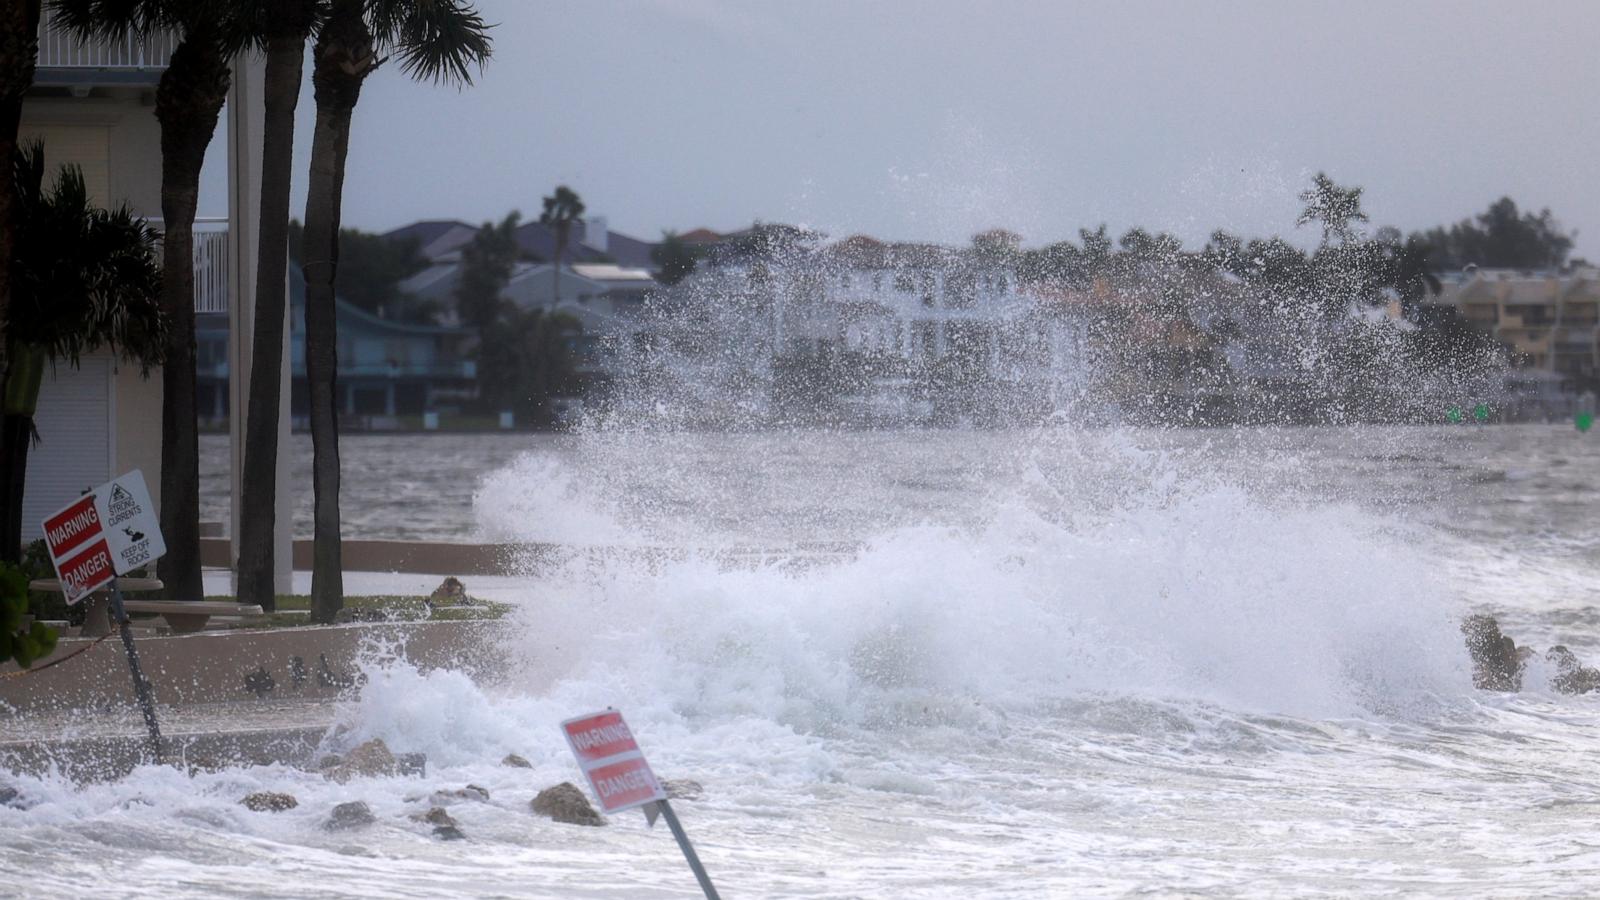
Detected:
[{"left": 367, "top": 0, "right": 492, "bottom": 86}]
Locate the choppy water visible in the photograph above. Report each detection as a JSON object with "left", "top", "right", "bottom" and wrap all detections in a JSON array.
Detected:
[{"left": 13, "top": 424, "right": 1600, "bottom": 897}]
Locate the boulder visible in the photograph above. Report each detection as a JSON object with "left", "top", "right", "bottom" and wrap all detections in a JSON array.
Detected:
[
  {"left": 397, "top": 753, "right": 428, "bottom": 778},
  {"left": 1462, "top": 615, "right": 1526, "bottom": 691},
  {"left": 324, "top": 800, "right": 376, "bottom": 831},
  {"left": 429, "top": 577, "right": 472, "bottom": 607},
  {"left": 324, "top": 739, "right": 398, "bottom": 783},
  {"left": 502, "top": 753, "right": 533, "bottom": 769},
  {"left": 663, "top": 779, "right": 704, "bottom": 801},
  {"left": 1547, "top": 646, "right": 1600, "bottom": 694},
  {"left": 241, "top": 792, "right": 298, "bottom": 812},
  {"left": 0, "top": 786, "right": 22, "bottom": 809},
  {"left": 410, "top": 805, "right": 467, "bottom": 840},
  {"left": 430, "top": 784, "right": 491, "bottom": 805},
  {"left": 531, "top": 782, "right": 605, "bottom": 826}
]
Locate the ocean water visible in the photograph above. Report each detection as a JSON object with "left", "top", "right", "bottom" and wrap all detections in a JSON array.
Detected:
[{"left": 13, "top": 424, "right": 1600, "bottom": 897}]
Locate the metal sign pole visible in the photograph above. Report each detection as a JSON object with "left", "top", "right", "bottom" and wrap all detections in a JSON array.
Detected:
[
  {"left": 656, "top": 799, "right": 720, "bottom": 900},
  {"left": 107, "top": 579, "right": 163, "bottom": 762}
]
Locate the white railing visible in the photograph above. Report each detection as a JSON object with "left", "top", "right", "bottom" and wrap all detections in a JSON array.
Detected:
[
  {"left": 151, "top": 217, "right": 229, "bottom": 314},
  {"left": 36, "top": 7, "right": 178, "bottom": 70},
  {"left": 192, "top": 220, "right": 228, "bottom": 314}
]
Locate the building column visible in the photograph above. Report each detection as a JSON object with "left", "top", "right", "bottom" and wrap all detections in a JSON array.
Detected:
[
  {"left": 226, "top": 52, "right": 292, "bottom": 595},
  {"left": 385, "top": 382, "right": 396, "bottom": 417}
]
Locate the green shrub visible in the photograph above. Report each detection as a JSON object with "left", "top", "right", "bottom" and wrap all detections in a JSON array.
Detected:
[{"left": 0, "top": 561, "right": 56, "bottom": 668}]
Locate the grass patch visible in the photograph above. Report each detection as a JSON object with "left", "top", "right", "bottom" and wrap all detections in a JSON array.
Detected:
[{"left": 193, "top": 594, "right": 511, "bottom": 629}]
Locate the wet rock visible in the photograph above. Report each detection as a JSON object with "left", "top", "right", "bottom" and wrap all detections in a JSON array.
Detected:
[
  {"left": 241, "top": 792, "right": 298, "bottom": 812},
  {"left": 183, "top": 753, "right": 227, "bottom": 774},
  {"left": 410, "top": 805, "right": 467, "bottom": 840},
  {"left": 531, "top": 782, "right": 605, "bottom": 826},
  {"left": 1547, "top": 646, "right": 1600, "bottom": 694},
  {"left": 324, "top": 739, "right": 398, "bottom": 783},
  {"left": 430, "top": 784, "right": 491, "bottom": 805},
  {"left": 429, "top": 577, "right": 472, "bottom": 607},
  {"left": 324, "top": 800, "right": 376, "bottom": 831},
  {"left": 397, "top": 752, "right": 428, "bottom": 778},
  {"left": 663, "top": 779, "right": 704, "bottom": 801},
  {"left": 1462, "top": 615, "right": 1526, "bottom": 691},
  {"left": 0, "top": 786, "right": 22, "bottom": 809},
  {"left": 502, "top": 753, "right": 533, "bottom": 769}
]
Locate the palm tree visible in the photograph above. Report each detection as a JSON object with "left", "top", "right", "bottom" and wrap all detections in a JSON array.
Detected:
[
  {"left": 301, "top": 0, "right": 490, "bottom": 624},
  {"left": 539, "top": 185, "right": 584, "bottom": 304},
  {"left": 0, "top": 0, "right": 43, "bottom": 347},
  {"left": 1, "top": 143, "right": 165, "bottom": 560},
  {"left": 50, "top": 0, "right": 251, "bottom": 605},
  {"left": 234, "top": 0, "right": 321, "bottom": 613}
]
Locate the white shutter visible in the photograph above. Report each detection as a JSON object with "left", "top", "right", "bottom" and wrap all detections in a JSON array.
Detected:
[{"left": 23, "top": 357, "right": 113, "bottom": 540}]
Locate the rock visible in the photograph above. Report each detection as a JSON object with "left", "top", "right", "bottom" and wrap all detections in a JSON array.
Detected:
[
  {"left": 410, "top": 805, "right": 467, "bottom": 840},
  {"left": 324, "top": 800, "right": 376, "bottom": 831},
  {"left": 531, "top": 782, "right": 605, "bottom": 826},
  {"left": 241, "top": 792, "right": 298, "bottom": 812},
  {"left": 430, "top": 784, "right": 491, "bottom": 805},
  {"left": 1547, "top": 646, "right": 1600, "bottom": 694},
  {"left": 412, "top": 806, "right": 458, "bottom": 827},
  {"left": 0, "top": 786, "right": 22, "bottom": 809},
  {"left": 663, "top": 779, "right": 704, "bottom": 801},
  {"left": 429, "top": 577, "right": 471, "bottom": 607},
  {"left": 1462, "top": 615, "right": 1526, "bottom": 691},
  {"left": 316, "top": 754, "right": 344, "bottom": 771},
  {"left": 502, "top": 753, "right": 533, "bottom": 769},
  {"left": 397, "top": 752, "right": 428, "bottom": 778},
  {"left": 324, "top": 739, "right": 399, "bottom": 783}
]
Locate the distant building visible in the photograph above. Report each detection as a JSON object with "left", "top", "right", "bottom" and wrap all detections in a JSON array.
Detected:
[
  {"left": 198, "top": 265, "right": 476, "bottom": 426},
  {"left": 1425, "top": 267, "right": 1600, "bottom": 383}
]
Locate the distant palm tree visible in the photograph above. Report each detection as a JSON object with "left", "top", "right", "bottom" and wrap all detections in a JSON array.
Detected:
[
  {"left": 540, "top": 185, "right": 584, "bottom": 304},
  {"left": 1, "top": 144, "right": 165, "bottom": 560},
  {"left": 50, "top": 0, "right": 251, "bottom": 604},
  {"left": 235, "top": 0, "right": 322, "bottom": 613},
  {"left": 300, "top": 0, "right": 490, "bottom": 623}
]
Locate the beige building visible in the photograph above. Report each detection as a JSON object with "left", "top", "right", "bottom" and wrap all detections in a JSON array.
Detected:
[{"left": 1427, "top": 267, "right": 1600, "bottom": 382}]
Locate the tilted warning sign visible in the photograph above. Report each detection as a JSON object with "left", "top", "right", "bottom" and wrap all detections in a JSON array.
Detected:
[
  {"left": 41, "top": 470, "right": 165, "bottom": 604},
  {"left": 561, "top": 710, "right": 667, "bottom": 814}
]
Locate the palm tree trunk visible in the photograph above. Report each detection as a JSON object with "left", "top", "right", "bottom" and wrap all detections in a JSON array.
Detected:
[
  {"left": 235, "top": 32, "right": 305, "bottom": 613},
  {"left": 0, "top": 341, "right": 41, "bottom": 562},
  {"left": 302, "top": 0, "right": 372, "bottom": 624},
  {"left": 155, "top": 38, "right": 230, "bottom": 605}
]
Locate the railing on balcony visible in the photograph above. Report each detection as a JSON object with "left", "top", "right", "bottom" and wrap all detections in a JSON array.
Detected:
[
  {"left": 36, "top": 6, "right": 177, "bottom": 72},
  {"left": 150, "top": 217, "right": 229, "bottom": 315}
]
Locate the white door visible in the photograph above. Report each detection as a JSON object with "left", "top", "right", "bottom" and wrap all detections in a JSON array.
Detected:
[{"left": 23, "top": 357, "right": 114, "bottom": 540}]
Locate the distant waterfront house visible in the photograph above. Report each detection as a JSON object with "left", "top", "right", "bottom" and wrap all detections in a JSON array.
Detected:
[
  {"left": 198, "top": 265, "right": 476, "bottom": 425},
  {"left": 386, "top": 215, "right": 658, "bottom": 269}
]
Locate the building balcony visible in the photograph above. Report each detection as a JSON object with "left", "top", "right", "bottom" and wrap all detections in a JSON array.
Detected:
[
  {"left": 152, "top": 218, "right": 229, "bottom": 315},
  {"left": 34, "top": 7, "right": 177, "bottom": 86}
]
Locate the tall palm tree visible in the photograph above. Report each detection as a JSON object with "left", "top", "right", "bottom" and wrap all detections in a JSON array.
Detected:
[
  {"left": 301, "top": 0, "right": 489, "bottom": 624},
  {"left": 1, "top": 143, "right": 165, "bottom": 560},
  {"left": 50, "top": 0, "right": 250, "bottom": 605},
  {"left": 0, "top": 0, "right": 42, "bottom": 348},
  {"left": 539, "top": 184, "right": 583, "bottom": 304},
  {"left": 235, "top": 0, "right": 321, "bottom": 613}
]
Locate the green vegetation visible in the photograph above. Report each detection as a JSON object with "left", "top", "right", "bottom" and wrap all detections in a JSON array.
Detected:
[
  {"left": 0, "top": 560, "right": 54, "bottom": 668},
  {"left": 287, "top": 220, "right": 433, "bottom": 322}
]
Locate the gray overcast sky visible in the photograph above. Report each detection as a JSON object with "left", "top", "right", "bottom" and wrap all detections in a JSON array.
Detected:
[{"left": 206, "top": 0, "right": 1600, "bottom": 257}]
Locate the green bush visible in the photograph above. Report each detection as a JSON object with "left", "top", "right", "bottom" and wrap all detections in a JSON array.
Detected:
[{"left": 0, "top": 561, "right": 56, "bottom": 668}]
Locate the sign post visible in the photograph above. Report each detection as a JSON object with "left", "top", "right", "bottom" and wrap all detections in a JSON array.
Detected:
[
  {"left": 41, "top": 471, "right": 167, "bottom": 761},
  {"left": 561, "top": 710, "right": 721, "bottom": 900}
]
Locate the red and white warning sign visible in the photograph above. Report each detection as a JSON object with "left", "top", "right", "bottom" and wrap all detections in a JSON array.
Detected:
[
  {"left": 561, "top": 709, "right": 667, "bottom": 814},
  {"left": 41, "top": 470, "right": 165, "bottom": 604}
]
